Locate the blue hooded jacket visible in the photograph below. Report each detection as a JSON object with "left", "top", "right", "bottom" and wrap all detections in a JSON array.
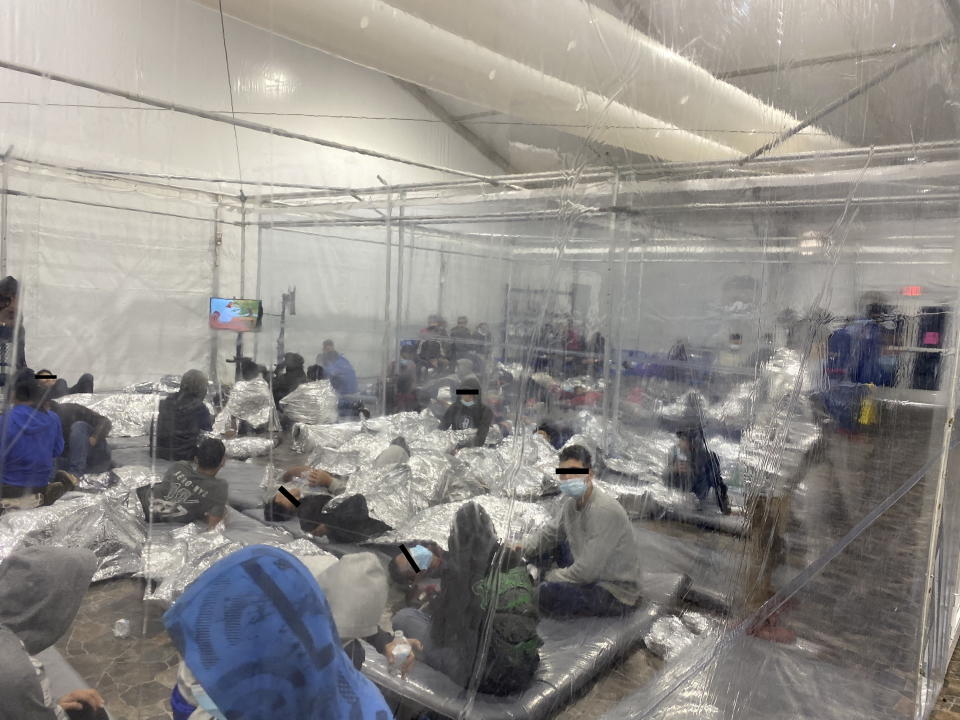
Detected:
[
  {"left": 322, "top": 353, "right": 359, "bottom": 395},
  {"left": 0, "top": 405, "right": 64, "bottom": 488}
]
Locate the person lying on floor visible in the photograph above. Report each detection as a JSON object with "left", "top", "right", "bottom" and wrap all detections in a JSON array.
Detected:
[
  {"left": 299, "top": 552, "right": 423, "bottom": 674},
  {"left": 0, "top": 547, "right": 109, "bottom": 720},
  {"left": 264, "top": 437, "right": 411, "bottom": 523},
  {"left": 519, "top": 444, "right": 643, "bottom": 617},
  {"left": 164, "top": 546, "right": 392, "bottom": 720},
  {"left": 439, "top": 376, "right": 494, "bottom": 449},
  {"left": 35, "top": 369, "right": 95, "bottom": 401},
  {"left": 393, "top": 502, "right": 542, "bottom": 696},
  {"left": 153, "top": 369, "right": 213, "bottom": 461},
  {"left": 138, "top": 438, "right": 227, "bottom": 528},
  {"left": 46, "top": 398, "right": 113, "bottom": 476},
  {"left": 387, "top": 540, "right": 445, "bottom": 611},
  {"left": 0, "top": 370, "right": 75, "bottom": 512}
]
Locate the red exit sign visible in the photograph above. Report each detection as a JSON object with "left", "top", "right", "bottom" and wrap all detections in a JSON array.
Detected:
[{"left": 901, "top": 286, "right": 922, "bottom": 297}]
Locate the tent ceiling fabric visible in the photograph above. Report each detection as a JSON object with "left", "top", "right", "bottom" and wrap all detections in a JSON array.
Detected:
[{"left": 199, "top": 0, "right": 844, "bottom": 164}]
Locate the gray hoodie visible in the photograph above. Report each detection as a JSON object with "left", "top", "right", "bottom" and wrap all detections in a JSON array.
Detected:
[{"left": 0, "top": 547, "right": 97, "bottom": 720}]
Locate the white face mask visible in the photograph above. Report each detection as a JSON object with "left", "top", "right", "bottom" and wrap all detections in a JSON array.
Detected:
[
  {"left": 461, "top": 399, "right": 475, "bottom": 407},
  {"left": 729, "top": 344, "right": 741, "bottom": 352}
]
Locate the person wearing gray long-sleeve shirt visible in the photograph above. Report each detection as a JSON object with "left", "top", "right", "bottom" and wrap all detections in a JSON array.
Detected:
[{"left": 521, "top": 445, "right": 641, "bottom": 615}]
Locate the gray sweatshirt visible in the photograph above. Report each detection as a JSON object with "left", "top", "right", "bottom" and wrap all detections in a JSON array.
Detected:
[
  {"left": 0, "top": 547, "right": 97, "bottom": 720},
  {"left": 522, "top": 485, "right": 641, "bottom": 606}
]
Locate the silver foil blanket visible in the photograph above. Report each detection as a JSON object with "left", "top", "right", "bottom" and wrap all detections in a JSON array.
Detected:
[
  {"left": 292, "top": 422, "right": 363, "bottom": 454},
  {"left": 330, "top": 462, "right": 431, "bottom": 528},
  {"left": 279, "top": 380, "right": 338, "bottom": 425},
  {"left": 142, "top": 509, "right": 332, "bottom": 604},
  {"left": 222, "top": 436, "right": 275, "bottom": 459},
  {"left": 644, "top": 616, "right": 697, "bottom": 661},
  {"left": 375, "top": 495, "right": 552, "bottom": 550},
  {"left": 0, "top": 466, "right": 156, "bottom": 582},
  {"left": 66, "top": 392, "right": 160, "bottom": 437},
  {"left": 221, "top": 378, "right": 275, "bottom": 429},
  {"left": 123, "top": 375, "right": 182, "bottom": 395}
]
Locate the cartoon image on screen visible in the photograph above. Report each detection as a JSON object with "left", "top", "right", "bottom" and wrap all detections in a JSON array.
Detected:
[{"left": 209, "top": 297, "right": 262, "bottom": 332}]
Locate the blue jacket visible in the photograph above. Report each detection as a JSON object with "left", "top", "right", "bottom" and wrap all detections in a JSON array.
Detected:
[
  {"left": 0, "top": 404, "right": 64, "bottom": 488},
  {"left": 323, "top": 354, "right": 358, "bottom": 395}
]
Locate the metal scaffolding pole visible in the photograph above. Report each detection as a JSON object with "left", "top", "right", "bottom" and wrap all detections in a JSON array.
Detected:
[
  {"left": 394, "top": 193, "right": 406, "bottom": 383},
  {"left": 601, "top": 170, "right": 621, "bottom": 439},
  {"left": 0, "top": 150, "right": 9, "bottom": 277},
  {"left": 208, "top": 201, "right": 223, "bottom": 381},
  {"left": 381, "top": 193, "right": 393, "bottom": 417}
]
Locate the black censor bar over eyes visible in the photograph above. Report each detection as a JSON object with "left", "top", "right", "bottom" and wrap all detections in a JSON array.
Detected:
[
  {"left": 399, "top": 543, "right": 421, "bottom": 573},
  {"left": 555, "top": 467, "right": 589, "bottom": 474},
  {"left": 34, "top": 373, "right": 57, "bottom": 379},
  {"left": 455, "top": 388, "right": 480, "bottom": 395},
  {"left": 278, "top": 486, "right": 300, "bottom": 507}
]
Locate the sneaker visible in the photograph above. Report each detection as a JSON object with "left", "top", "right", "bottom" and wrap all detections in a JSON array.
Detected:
[
  {"left": 54, "top": 470, "right": 79, "bottom": 490},
  {"left": 42, "top": 481, "right": 69, "bottom": 506}
]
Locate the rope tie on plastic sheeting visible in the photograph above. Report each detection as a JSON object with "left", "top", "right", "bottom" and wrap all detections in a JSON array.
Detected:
[{"left": 632, "top": 427, "right": 960, "bottom": 719}]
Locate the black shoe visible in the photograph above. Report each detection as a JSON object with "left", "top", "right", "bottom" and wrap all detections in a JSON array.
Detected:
[{"left": 43, "top": 481, "right": 68, "bottom": 506}]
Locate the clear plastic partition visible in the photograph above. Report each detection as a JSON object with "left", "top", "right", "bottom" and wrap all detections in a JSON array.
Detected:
[{"left": 0, "top": 1, "right": 958, "bottom": 720}]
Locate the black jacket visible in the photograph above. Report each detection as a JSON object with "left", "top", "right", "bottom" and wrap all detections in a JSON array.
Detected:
[
  {"left": 153, "top": 394, "right": 213, "bottom": 461},
  {"left": 439, "top": 401, "right": 494, "bottom": 447}
]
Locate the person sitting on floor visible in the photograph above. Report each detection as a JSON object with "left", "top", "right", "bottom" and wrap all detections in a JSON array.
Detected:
[
  {"left": 318, "top": 339, "right": 359, "bottom": 396},
  {"left": 663, "top": 421, "right": 731, "bottom": 514},
  {"left": 392, "top": 502, "right": 541, "bottom": 696},
  {"left": 47, "top": 399, "right": 113, "bottom": 476},
  {"left": 272, "top": 352, "right": 307, "bottom": 403},
  {"left": 0, "top": 370, "right": 74, "bottom": 511},
  {"left": 519, "top": 445, "right": 642, "bottom": 617},
  {"left": 439, "top": 376, "right": 494, "bottom": 449},
  {"left": 0, "top": 547, "right": 109, "bottom": 720},
  {"left": 153, "top": 369, "right": 212, "bottom": 461},
  {"left": 138, "top": 438, "right": 227, "bottom": 528},
  {"left": 164, "top": 546, "right": 392, "bottom": 720}
]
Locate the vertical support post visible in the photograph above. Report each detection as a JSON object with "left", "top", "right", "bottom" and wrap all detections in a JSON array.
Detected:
[
  {"left": 0, "top": 148, "right": 9, "bottom": 278},
  {"left": 239, "top": 198, "right": 247, "bottom": 296},
  {"left": 208, "top": 200, "right": 223, "bottom": 382},
  {"left": 601, "top": 170, "right": 621, "bottom": 440},
  {"left": 610, "top": 215, "right": 632, "bottom": 433},
  {"left": 438, "top": 252, "right": 447, "bottom": 313},
  {"left": 253, "top": 222, "right": 263, "bottom": 362},
  {"left": 381, "top": 193, "right": 393, "bottom": 417},
  {"left": 915, "top": 195, "right": 960, "bottom": 717},
  {"left": 394, "top": 193, "right": 405, "bottom": 374}
]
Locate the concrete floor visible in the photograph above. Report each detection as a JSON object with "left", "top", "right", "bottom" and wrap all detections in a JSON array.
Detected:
[{"left": 50, "top": 401, "right": 960, "bottom": 719}]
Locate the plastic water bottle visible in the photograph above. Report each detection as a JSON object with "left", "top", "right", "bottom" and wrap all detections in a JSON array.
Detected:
[
  {"left": 390, "top": 630, "right": 411, "bottom": 677},
  {"left": 112, "top": 619, "right": 130, "bottom": 638}
]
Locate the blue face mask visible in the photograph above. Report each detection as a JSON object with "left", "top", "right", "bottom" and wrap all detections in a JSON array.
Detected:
[
  {"left": 410, "top": 544, "right": 434, "bottom": 572},
  {"left": 559, "top": 478, "right": 588, "bottom": 498},
  {"left": 461, "top": 399, "right": 475, "bottom": 407}
]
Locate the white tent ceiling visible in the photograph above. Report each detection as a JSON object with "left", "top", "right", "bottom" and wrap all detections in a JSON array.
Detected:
[{"left": 199, "top": 0, "right": 958, "bottom": 174}]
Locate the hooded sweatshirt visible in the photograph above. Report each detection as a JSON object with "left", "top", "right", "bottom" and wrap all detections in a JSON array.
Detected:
[
  {"left": 164, "top": 545, "right": 392, "bottom": 720},
  {"left": 0, "top": 404, "right": 64, "bottom": 488},
  {"left": 0, "top": 547, "right": 97, "bottom": 720},
  {"left": 154, "top": 371, "right": 213, "bottom": 462}
]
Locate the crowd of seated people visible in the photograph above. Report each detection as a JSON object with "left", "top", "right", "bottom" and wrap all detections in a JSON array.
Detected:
[{"left": 0, "top": 292, "right": 826, "bottom": 716}]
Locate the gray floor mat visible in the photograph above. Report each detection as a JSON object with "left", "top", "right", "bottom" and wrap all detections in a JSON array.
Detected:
[{"left": 363, "top": 573, "right": 686, "bottom": 720}]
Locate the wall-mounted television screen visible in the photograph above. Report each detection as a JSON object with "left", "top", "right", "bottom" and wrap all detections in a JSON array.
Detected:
[{"left": 209, "top": 297, "right": 263, "bottom": 332}]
